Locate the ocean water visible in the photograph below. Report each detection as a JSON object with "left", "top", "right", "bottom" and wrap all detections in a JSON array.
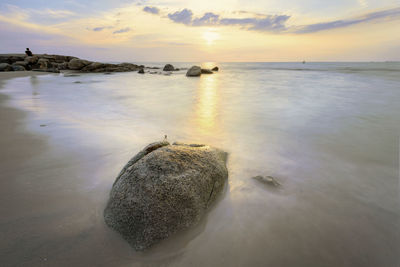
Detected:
[{"left": 0, "top": 62, "right": 399, "bottom": 266}]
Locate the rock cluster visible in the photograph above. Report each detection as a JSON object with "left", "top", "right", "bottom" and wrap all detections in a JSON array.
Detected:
[
  {"left": 186, "top": 65, "right": 219, "bottom": 77},
  {"left": 0, "top": 54, "right": 143, "bottom": 73},
  {"left": 0, "top": 54, "right": 220, "bottom": 76},
  {"left": 104, "top": 141, "right": 228, "bottom": 250}
]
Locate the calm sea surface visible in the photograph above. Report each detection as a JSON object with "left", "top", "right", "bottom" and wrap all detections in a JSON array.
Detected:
[{"left": 0, "top": 62, "right": 399, "bottom": 266}]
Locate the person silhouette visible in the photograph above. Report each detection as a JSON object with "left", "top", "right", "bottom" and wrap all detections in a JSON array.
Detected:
[{"left": 25, "top": 48, "right": 33, "bottom": 56}]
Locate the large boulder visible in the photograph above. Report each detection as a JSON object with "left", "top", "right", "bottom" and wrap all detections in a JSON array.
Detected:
[
  {"left": 186, "top": 66, "right": 202, "bottom": 77},
  {"left": 104, "top": 141, "right": 228, "bottom": 250},
  {"left": 163, "top": 64, "right": 175, "bottom": 71},
  {"left": 0, "top": 63, "right": 13, "bottom": 71},
  {"left": 68, "top": 58, "right": 91, "bottom": 70}
]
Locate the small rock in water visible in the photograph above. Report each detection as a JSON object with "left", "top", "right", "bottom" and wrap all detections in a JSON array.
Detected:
[
  {"left": 40, "top": 124, "right": 47, "bottom": 127},
  {"left": 138, "top": 68, "right": 145, "bottom": 74},
  {"left": 74, "top": 81, "right": 82, "bottom": 83},
  {"left": 163, "top": 64, "right": 175, "bottom": 71},
  {"left": 212, "top": 66, "right": 219, "bottom": 71},
  {"left": 253, "top": 175, "right": 281, "bottom": 187},
  {"left": 186, "top": 66, "right": 202, "bottom": 77}
]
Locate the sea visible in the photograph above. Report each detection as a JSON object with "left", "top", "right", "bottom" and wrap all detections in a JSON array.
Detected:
[{"left": 0, "top": 62, "right": 399, "bottom": 266}]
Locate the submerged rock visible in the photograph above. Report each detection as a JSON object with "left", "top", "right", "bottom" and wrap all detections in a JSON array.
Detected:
[
  {"left": 252, "top": 175, "right": 281, "bottom": 187},
  {"left": 186, "top": 66, "right": 202, "bottom": 77},
  {"left": 201, "top": 68, "right": 213, "bottom": 74},
  {"left": 104, "top": 141, "right": 228, "bottom": 250}
]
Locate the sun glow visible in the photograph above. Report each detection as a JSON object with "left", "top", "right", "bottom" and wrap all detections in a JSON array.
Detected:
[{"left": 202, "top": 30, "right": 220, "bottom": 45}]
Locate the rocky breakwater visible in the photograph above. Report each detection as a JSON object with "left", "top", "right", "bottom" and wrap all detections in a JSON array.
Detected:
[
  {"left": 104, "top": 141, "right": 228, "bottom": 250},
  {"left": 0, "top": 54, "right": 144, "bottom": 73}
]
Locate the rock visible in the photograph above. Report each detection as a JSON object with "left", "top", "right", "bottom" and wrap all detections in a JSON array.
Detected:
[
  {"left": 37, "top": 58, "right": 50, "bottom": 69},
  {"left": 118, "top": 63, "right": 139, "bottom": 71},
  {"left": 15, "top": 61, "right": 31, "bottom": 70},
  {"left": 0, "top": 63, "right": 13, "bottom": 71},
  {"left": 201, "top": 69, "right": 213, "bottom": 74},
  {"left": 11, "top": 64, "right": 25, "bottom": 71},
  {"left": 252, "top": 175, "right": 281, "bottom": 187},
  {"left": 212, "top": 66, "right": 219, "bottom": 71},
  {"left": 57, "top": 62, "right": 69, "bottom": 70},
  {"left": 80, "top": 62, "right": 105, "bottom": 72},
  {"left": 138, "top": 68, "right": 145, "bottom": 74},
  {"left": 186, "top": 66, "right": 202, "bottom": 77},
  {"left": 68, "top": 58, "right": 91, "bottom": 70},
  {"left": 163, "top": 64, "right": 175, "bottom": 71},
  {"left": 24, "top": 56, "right": 39, "bottom": 65},
  {"left": 104, "top": 141, "right": 228, "bottom": 250}
]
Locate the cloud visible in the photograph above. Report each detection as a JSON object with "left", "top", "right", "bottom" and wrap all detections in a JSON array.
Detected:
[
  {"left": 90, "top": 26, "right": 114, "bottom": 32},
  {"left": 168, "top": 9, "right": 193, "bottom": 25},
  {"left": 143, "top": 6, "right": 159, "bottom": 14},
  {"left": 165, "top": 7, "right": 400, "bottom": 34},
  {"left": 166, "top": 9, "right": 289, "bottom": 32},
  {"left": 113, "top": 27, "right": 131, "bottom": 34},
  {"left": 192, "top": 12, "right": 220, "bottom": 26},
  {"left": 294, "top": 7, "right": 400, "bottom": 33},
  {"left": 36, "top": 8, "right": 76, "bottom": 18},
  {"left": 220, "top": 15, "right": 290, "bottom": 31}
]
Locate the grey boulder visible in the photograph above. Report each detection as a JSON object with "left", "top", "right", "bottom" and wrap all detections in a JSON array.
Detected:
[
  {"left": 186, "top": 65, "right": 202, "bottom": 77},
  {"left": 104, "top": 141, "right": 228, "bottom": 250}
]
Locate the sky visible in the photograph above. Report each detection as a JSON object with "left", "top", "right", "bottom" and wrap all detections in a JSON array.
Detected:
[{"left": 0, "top": 0, "right": 399, "bottom": 62}]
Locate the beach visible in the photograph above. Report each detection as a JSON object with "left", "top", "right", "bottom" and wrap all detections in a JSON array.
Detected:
[{"left": 0, "top": 63, "right": 399, "bottom": 266}]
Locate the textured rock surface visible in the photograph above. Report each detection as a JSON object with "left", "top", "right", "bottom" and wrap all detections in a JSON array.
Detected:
[
  {"left": 104, "top": 141, "right": 228, "bottom": 250},
  {"left": 186, "top": 66, "right": 202, "bottom": 77}
]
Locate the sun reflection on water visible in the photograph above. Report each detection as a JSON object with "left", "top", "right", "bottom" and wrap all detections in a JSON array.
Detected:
[{"left": 194, "top": 73, "right": 220, "bottom": 136}]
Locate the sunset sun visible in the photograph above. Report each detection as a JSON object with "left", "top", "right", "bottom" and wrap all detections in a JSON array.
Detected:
[{"left": 202, "top": 30, "right": 220, "bottom": 45}]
